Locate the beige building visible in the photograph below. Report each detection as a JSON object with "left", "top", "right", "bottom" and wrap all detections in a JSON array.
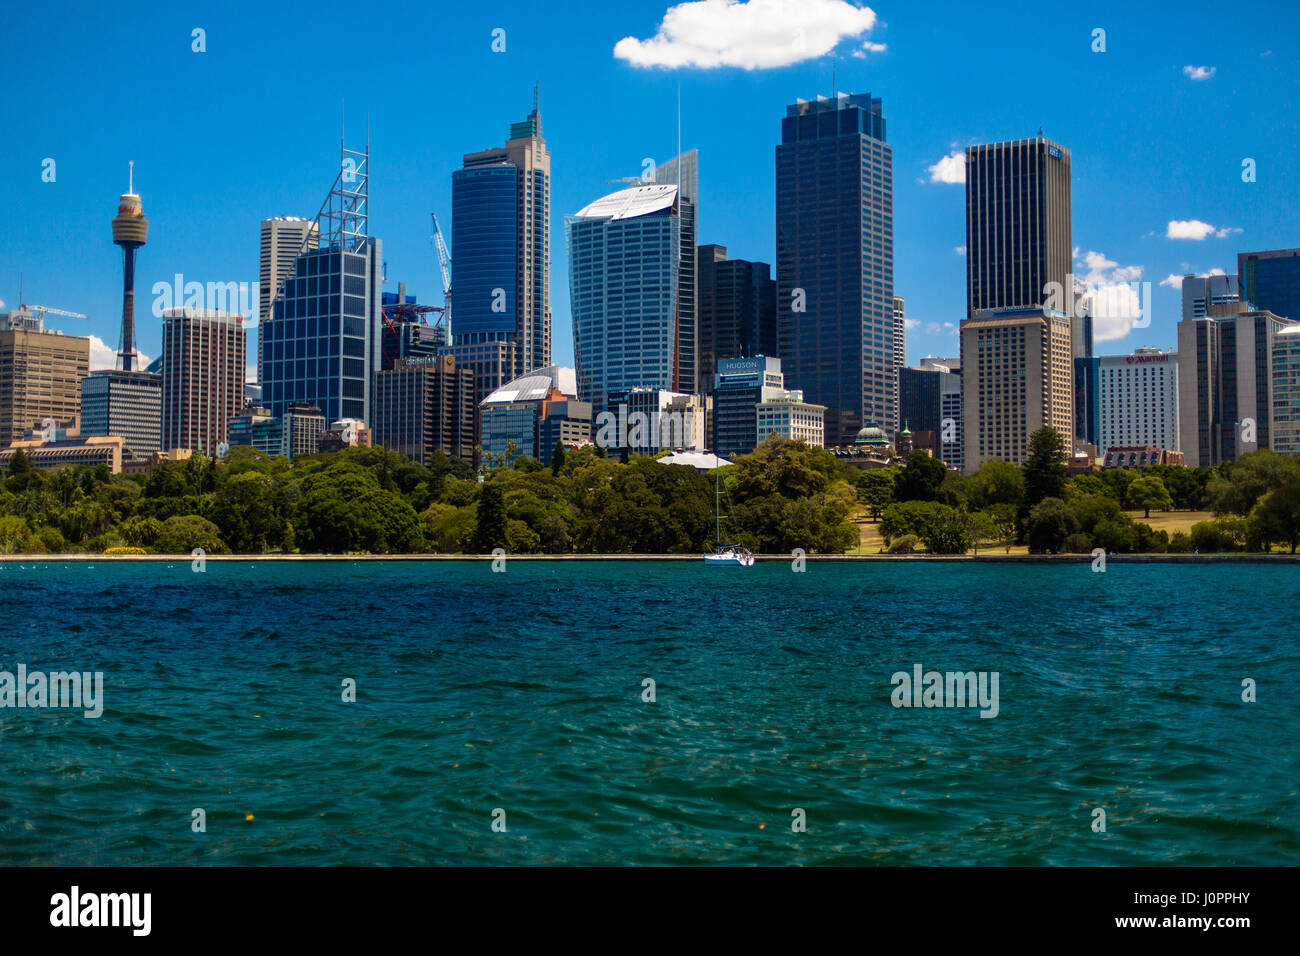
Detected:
[
  {"left": 961, "top": 308, "right": 1073, "bottom": 472},
  {"left": 0, "top": 434, "right": 125, "bottom": 473},
  {"left": 757, "top": 390, "right": 826, "bottom": 448},
  {"left": 0, "top": 310, "right": 90, "bottom": 444},
  {"left": 159, "top": 308, "right": 246, "bottom": 455},
  {"left": 258, "top": 217, "right": 319, "bottom": 383}
]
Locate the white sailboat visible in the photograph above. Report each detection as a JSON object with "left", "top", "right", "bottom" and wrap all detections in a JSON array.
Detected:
[{"left": 703, "top": 452, "right": 754, "bottom": 566}]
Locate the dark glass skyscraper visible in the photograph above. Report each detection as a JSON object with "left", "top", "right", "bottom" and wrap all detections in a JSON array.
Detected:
[
  {"left": 776, "top": 93, "right": 894, "bottom": 447},
  {"left": 1239, "top": 248, "right": 1300, "bottom": 322},
  {"left": 450, "top": 103, "right": 551, "bottom": 391},
  {"left": 965, "top": 137, "right": 1073, "bottom": 317},
  {"left": 698, "top": 244, "right": 777, "bottom": 387}
]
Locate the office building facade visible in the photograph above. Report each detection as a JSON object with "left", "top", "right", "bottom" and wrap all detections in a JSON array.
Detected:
[
  {"left": 227, "top": 405, "right": 284, "bottom": 457},
  {"left": 776, "top": 92, "right": 894, "bottom": 446},
  {"left": 79, "top": 369, "right": 162, "bottom": 457},
  {"left": 1177, "top": 305, "right": 1297, "bottom": 466},
  {"left": 697, "top": 244, "right": 776, "bottom": 387},
  {"left": 160, "top": 308, "right": 246, "bottom": 454},
  {"left": 258, "top": 217, "right": 319, "bottom": 384},
  {"left": 1238, "top": 249, "right": 1300, "bottom": 321},
  {"left": 756, "top": 391, "right": 826, "bottom": 448},
  {"left": 961, "top": 308, "right": 1073, "bottom": 471},
  {"left": 479, "top": 366, "right": 580, "bottom": 464},
  {"left": 453, "top": 104, "right": 551, "bottom": 388},
  {"left": 568, "top": 184, "right": 693, "bottom": 413},
  {"left": 1097, "top": 348, "right": 1179, "bottom": 455},
  {"left": 372, "top": 355, "right": 476, "bottom": 465},
  {"left": 711, "top": 355, "right": 786, "bottom": 460},
  {"left": 1272, "top": 325, "right": 1300, "bottom": 455},
  {"left": 1182, "top": 272, "right": 1240, "bottom": 320},
  {"left": 0, "top": 310, "right": 90, "bottom": 444}
]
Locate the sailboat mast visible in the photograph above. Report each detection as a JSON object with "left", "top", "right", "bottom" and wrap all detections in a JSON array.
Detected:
[{"left": 715, "top": 453, "right": 721, "bottom": 548}]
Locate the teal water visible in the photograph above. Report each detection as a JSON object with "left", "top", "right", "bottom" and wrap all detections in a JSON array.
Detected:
[{"left": 0, "top": 560, "right": 1296, "bottom": 865}]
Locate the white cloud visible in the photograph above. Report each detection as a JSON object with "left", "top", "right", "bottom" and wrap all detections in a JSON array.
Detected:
[
  {"left": 1166, "top": 219, "right": 1217, "bottom": 240},
  {"left": 1261, "top": 50, "right": 1272, "bottom": 57},
  {"left": 927, "top": 151, "right": 966, "bottom": 184},
  {"left": 614, "top": 0, "right": 879, "bottom": 70},
  {"left": 851, "top": 39, "right": 886, "bottom": 58},
  {"left": 1075, "top": 249, "right": 1146, "bottom": 343},
  {"left": 1183, "top": 65, "right": 1216, "bottom": 81},
  {"left": 0, "top": 299, "right": 5, "bottom": 310},
  {"left": 1160, "top": 274, "right": 1183, "bottom": 289},
  {"left": 1209, "top": 267, "right": 1227, "bottom": 275},
  {"left": 903, "top": 318, "right": 920, "bottom": 330},
  {"left": 954, "top": 245, "right": 967, "bottom": 256},
  {"left": 1215, "top": 226, "right": 1242, "bottom": 239},
  {"left": 89, "top": 335, "right": 150, "bottom": 371}
]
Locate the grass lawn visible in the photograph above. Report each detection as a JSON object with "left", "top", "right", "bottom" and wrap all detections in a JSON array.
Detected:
[{"left": 847, "top": 509, "right": 1215, "bottom": 555}]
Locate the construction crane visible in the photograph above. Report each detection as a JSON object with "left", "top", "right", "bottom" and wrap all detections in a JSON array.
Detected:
[
  {"left": 22, "top": 304, "right": 88, "bottom": 322},
  {"left": 430, "top": 212, "right": 452, "bottom": 330}
]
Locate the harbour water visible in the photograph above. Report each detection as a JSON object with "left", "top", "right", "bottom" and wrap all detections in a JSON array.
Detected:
[{"left": 1, "top": 560, "right": 1295, "bottom": 865}]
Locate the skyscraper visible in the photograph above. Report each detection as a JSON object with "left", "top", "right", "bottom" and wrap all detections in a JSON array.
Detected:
[
  {"left": 258, "top": 217, "right": 319, "bottom": 384},
  {"left": 0, "top": 310, "right": 90, "bottom": 444},
  {"left": 776, "top": 92, "right": 894, "bottom": 446},
  {"left": 1181, "top": 272, "right": 1240, "bottom": 320},
  {"left": 961, "top": 136, "right": 1075, "bottom": 469},
  {"left": 892, "top": 295, "right": 906, "bottom": 428},
  {"left": 1177, "top": 303, "right": 1297, "bottom": 466},
  {"left": 652, "top": 151, "right": 699, "bottom": 394},
  {"left": 450, "top": 101, "right": 551, "bottom": 391},
  {"left": 697, "top": 244, "right": 776, "bottom": 386},
  {"left": 373, "top": 355, "right": 476, "bottom": 465},
  {"left": 1238, "top": 248, "right": 1300, "bottom": 321},
  {"left": 261, "top": 139, "right": 382, "bottom": 424},
  {"left": 964, "top": 137, "right": 1072, "bottom": 317},
  {"left": 567, "top": 183, "right": 691, "bottom": 414},
  {"left": 1097, "top": 348, "right": 1179, "bottom": 455},
  {"left": 159, "top": 308, "right": 246, "bottom": 454}
]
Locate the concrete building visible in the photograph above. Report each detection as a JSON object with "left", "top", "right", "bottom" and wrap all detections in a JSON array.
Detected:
[
  {"left": 160, "top": 308, "right": 245, "bottom": 454},
  {"left": 0, "top": 435, "right": 126, "bottom": 474},
  {"left": 1239, "top": 248, "right": 1300, "bottom": 321},
  {"left": 281, "top": 403, "right": 326, "bottom": 460},
  {"left": 79, "top": 369, "right": 162, "bottom": 457},
  {"left": 258, "top": 216, "right": 319, "bottom": 384},
  {"left": 1097, "top": 348, "right": 1179, "bottom": 455},
  {"left": 1181, "top": 272, "right": 1240, "bottom": 320},
  {"left": 1272, "top": 324, "right": 1300, "bottom": 455},
  {"left": 892, "top": 296, "right": 907, "bottom": 426},
  {"left": 0, "top": 310, "right": 90, "bottom": 443},
  {"left": 1177, "top": 304, "right": 1298, "bottom": 466},
  {"left": 567, "top": 183, "right": 694, "bottom": 413},
  {"left": 452, "top": 103, "right": 551, "bottom": 388},
  {"left": 372, "top": 354, "right": 475, "bottom": 465},
  {"left": 756, "top": 390, "right": 825, "bottom": 448},
  {"left": 961, "top": 308, "right": 1074, "bottom": 471},
  {"left": 776, "top": 92, "right": 894, "bottom": 446},
  {"left": 538, "top": 399, "right": 593, "bottom": 465},
  {"left": 601, "top": 387, "right": 706, "bottom": 456},
  {"left": 697, "top": 244, "right": 776, "bottom": 387}
]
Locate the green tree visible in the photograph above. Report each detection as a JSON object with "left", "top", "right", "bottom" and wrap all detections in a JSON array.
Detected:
[
  {"left": 1023, "top": 427, "right": 1069, "bottom": 509},
  {"left": 856, "top": 468, "right": 896, "bottom": 522},
  {"left": 966, "top": 460, "right": 1025, "bottom": 510},
  {"left": 1251, "top": 481, "right": 1300, "bottom": 554},
  {"left": 1026, "top": 497, "right": 1078, "bottom": 554},
  {"left": 294, "top": 464, "right": 422, "bottom": 553},
  {"left": 471, "top": 482, "right": 509, "bottom": 553},
  {"left": 1206, "top": 450, "right": 1300, "bottom": 516},
  {"left": 550, "top": 442, "right": 567, "bottom": 477},
  {"left": 154, "top": 515, "right": 227, "bottom": 554},
  {"left": 894, "top": 450, "right": 947, "bottom": 503},
  {"left": 1125, "top": 475, "right": 1174, "bottom": 519}
]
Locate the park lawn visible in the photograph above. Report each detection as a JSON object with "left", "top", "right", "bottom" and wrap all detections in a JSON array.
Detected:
[
  {"left": 849, "top": 513, "right": 1028, "bottom": 555},
  {"left": 1128, "top": 510, "right": 1214, "bottom": 535}
]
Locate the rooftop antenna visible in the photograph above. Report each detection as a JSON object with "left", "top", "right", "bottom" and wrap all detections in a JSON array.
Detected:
[
  {"left": 676, "top": 79, "right": 681, "bottom": 191},
  {"left": 534, "top": 80, "right": 539, "bottom": 113},
  {"left": 128, "top": 160, "right": 134, "bottom": 194}
]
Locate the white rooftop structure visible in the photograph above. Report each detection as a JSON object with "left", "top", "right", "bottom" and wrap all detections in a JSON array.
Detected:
[
  {"left": 481, "top": 365, "right": 578, "bottom": 406},
  {"left": 574, "top": 183, "right": 677, "bottom": 221},
  {"left": 659, "top": 451, "right": 733, "bottom": 470}
]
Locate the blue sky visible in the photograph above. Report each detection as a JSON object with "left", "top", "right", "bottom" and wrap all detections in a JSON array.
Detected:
[{"left": 3, "top": 0, "right": 1296, "bottom": 376}]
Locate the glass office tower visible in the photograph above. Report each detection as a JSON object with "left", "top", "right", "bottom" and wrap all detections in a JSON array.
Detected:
[{"left": 776, "top": 92, "right": 894, "bottom": 446}]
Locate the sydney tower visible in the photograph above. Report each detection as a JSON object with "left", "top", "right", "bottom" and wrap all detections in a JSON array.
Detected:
[{"left": 111, "top": 161, "right": 148, "bottom": 371}]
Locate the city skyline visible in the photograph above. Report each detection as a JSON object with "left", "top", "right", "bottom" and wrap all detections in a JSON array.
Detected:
[{"left": 4, "top": 0, "right": 1295, "bottom": 381}]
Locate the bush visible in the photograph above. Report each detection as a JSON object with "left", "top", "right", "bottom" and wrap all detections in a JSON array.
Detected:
[
  {"left": 1063, "top": 532, "right": 1093, "bottom": 554},
  {"left": 887, "top": 534, "right": 918, "bottom": 554},
  {"left": 1026, "top": 497, "right": 1079, "bottom": 554},
  {"left": 105, "top": 546, "right": 147, "bottom": 555},
  {"left": 1167, "top": 531, "right": 1193, "bottom": 553}
]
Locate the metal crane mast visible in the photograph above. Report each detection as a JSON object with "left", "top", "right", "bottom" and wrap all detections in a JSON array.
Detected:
[{"left": 430, "top": 213, "right": 451, "bottom": 331}]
